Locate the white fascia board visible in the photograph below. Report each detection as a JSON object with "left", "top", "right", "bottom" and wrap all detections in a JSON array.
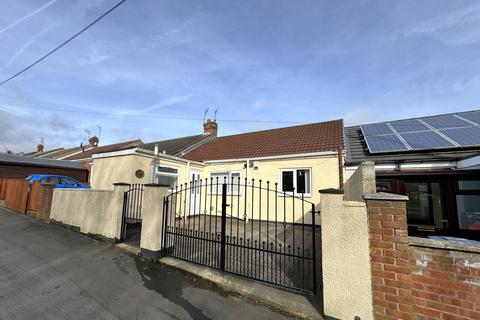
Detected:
[
  {"left": 203, "top": 151, "right": 339, "bottom": 164},
  {"left": 92, "top": 148, "right": 139, "bottom": 159},
  {"left": 457, "top": 154, "right": 480, "bottom": 169},
  {"left": 345, "top": 161, "right": 456, "bottom": 171},
  {"left": 136, "top": 148, "right": 205, "bottom": 166},
  {"left": 57, "top": 147, "right": 94, "bottom": 160},
  {"left": 375, "top": 164, "right": 397, "bottom": 170},
  {"left": 399, "top": 162, "right": 456, "bottom": 169}
]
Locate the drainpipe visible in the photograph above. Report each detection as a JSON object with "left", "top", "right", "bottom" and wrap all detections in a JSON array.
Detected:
[
  {"left": 150, "top": 144, "right": 159, "bottom": 183},
  {"left": 186, "top": 161, "right": 191, "bottom": 184},
  {"left": 245, "top": 159, "right": 249, "bottom": 223}
]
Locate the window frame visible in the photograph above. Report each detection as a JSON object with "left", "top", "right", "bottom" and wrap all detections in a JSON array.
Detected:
[
  {"left": 455, "top": 179, "right": 480, "bottom": 232},
  {"left": 209, "top": 171, "right": 242, "bottom": 195},
  {"left": 279, "top": 168, "right": 312, "bottom": 197},
  {"left": 155, "top": 164, "right": 179, "bottom": 190}
]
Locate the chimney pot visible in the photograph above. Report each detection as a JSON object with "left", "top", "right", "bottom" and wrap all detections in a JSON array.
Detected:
[
  {"left": 89, "top": 135, "right": 99, "bottom": 147},
  {"left": 203, "top": 119, "right": 218, "bottom": 137},
  {"left": 36, "top": 144, "right": 44, "bottom": 153}
]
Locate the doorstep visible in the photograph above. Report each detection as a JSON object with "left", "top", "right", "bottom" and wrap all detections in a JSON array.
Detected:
[
  {"left": 159, "top": 256, "right": 323, "bottom": 320},
  {"left": 116, "top": 242, "right": 141, "bottom": 255}
]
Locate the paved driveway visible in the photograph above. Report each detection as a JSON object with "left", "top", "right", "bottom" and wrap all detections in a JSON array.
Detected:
[{"left": 0, "top": 207, "right": 293, "bottom": 320}]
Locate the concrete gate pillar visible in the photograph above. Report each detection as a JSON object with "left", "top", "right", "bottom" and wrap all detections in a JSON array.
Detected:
[{"left": 140, "top": 184, "right": 170, "bottom": 258}]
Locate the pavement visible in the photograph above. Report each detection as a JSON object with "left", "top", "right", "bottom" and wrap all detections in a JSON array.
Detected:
[{"left": 0, "top": 207, "right": 295, "bottom": 320}]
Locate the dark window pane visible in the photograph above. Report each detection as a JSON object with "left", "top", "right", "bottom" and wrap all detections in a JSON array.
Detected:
[
  {"left": 157, "top": 166, "right": 178, "bottom": 174},
  {"left": 456, "top": 195, "right": 480, "bottom": 230},
  {"left": 458, "top": 180, "right": 480, "bottom": 191},
  {"left": 376, "top": 180, "right": 392, "bottom": 192},
  {"left": 405, "top": 182, "right": 444, "bottom": 228},
  {"left": 282, "top": 171, "right": 294, "bottom": 192},
  {"left": 296, "top": 169, "right": 310, "bottom": 193},
  {"left": 156, "top": 175, "right": 177, "bottom": 189}
]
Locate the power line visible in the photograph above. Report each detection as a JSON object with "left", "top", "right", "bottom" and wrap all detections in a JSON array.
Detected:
[
  {"left": 0, "top": 0, "right": 126, "bottom": 87},
  {"left": 1, "top": 102, "right": 307, "bottom": 124}
]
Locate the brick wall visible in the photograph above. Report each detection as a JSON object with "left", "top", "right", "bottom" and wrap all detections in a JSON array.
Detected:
[
  {"left": 367, "top": 197, "right": 414, "bottom": 319},
  {"left": 411, "top": 245, "right": 480, "bottom": 320},
  {"left": 366, "top": 193, "right": 480, "bottom": 320},
  {"left": 36, "top": 184, "right": 54, "bottom": 220}
]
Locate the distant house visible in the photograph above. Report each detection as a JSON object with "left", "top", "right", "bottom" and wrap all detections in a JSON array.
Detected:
[
  {"left": 90, "top": 131, "right": 212, "bottom": 189},
  {"left": 90, "top": 119, "right": 344, "bottom": 211},
  {"left": 0, "top": 153, "right": 88, "bottom": 182},
  {"left": 20, "top": 137, "right": 143, "bottom": 182},
  {"left": 344, "top": 109, "right": 480, "bottom": 239}
]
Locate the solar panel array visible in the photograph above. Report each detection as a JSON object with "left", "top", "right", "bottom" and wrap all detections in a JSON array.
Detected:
[{"left": 360, "top": 110, "right": 480, "bottom": 153}]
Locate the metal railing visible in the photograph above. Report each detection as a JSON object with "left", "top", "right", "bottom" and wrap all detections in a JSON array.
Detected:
[{"left": 162, "top": 177, "right": 320, "bottom": 294}]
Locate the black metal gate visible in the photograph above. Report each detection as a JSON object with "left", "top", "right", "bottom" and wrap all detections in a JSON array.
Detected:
[
  {"left": 121, "top": 184, "right": 144, "bottom": 246},
  {"left": 162, "top": 178, "right": 320, "bottom": 294}
]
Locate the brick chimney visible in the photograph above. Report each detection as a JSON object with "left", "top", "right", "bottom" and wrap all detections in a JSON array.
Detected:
[
  {"left": 203, "top": 119, "right": 218, "bottom": 137},
  {"left": 89, "top": 135, "right": 99, "bottom": 147},
  {"left": 37, "top": 143, "right": 44, "bottom": 153}
]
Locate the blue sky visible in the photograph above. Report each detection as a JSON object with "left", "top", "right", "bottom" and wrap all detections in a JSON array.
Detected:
[{"left": 1, "top": 0, "right": 480, "bottom": 152}]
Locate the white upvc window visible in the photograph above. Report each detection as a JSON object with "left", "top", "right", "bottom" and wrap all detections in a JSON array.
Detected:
[
  {"left": 155, "top": 165, "right": 179, "bottom": 190},
  {"left": 209, "top": 171, "right": 242, "bottom": 194},
  {"left": 279, "top": 168, "right": 311, "bottom": 196}
]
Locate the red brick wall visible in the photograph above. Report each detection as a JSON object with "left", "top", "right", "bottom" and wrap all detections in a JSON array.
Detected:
[
  {"left": 36, "top": 184, "right": 54, "bottom": 220},
  {"left": 367, "top": 199, "right": 414, "bottom": 319},
  {"left": 367, "top": 196, "right": 480, "bottom": 320},
  {"left": 411, "top": 246, "right": 480, "bottom": 320}
]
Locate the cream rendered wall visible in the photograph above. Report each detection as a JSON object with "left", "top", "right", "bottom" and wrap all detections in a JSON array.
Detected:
[
  {"left": 92, "top": 152, "right": 339, "bottom": 223},
  {"left": 50, "top": 184, "right": 130, "bottom": 239},
  {"left": 320, "top": 192, "right": 373, "bottom": 320},
  {"left": 165, "top": 155, "right": 339, "bottom": 224},
  {"left": 91, "top": 154, "right": 152, "bottom": 189}
]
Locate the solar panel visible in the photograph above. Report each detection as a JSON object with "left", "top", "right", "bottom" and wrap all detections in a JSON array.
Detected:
[
  {"left": 440, "top": 127, "right": 480, "bottom": 146},
  {"left": 365, "top": 134, "right": 409, "bottom": 153},
  {"left": 422, "top": 115, "right": 470, "bottom": 129},
  {"left": 360, "top": 123, "right": 393, "bottom": 136},
  {"left": 390, "top": 119, "right": 428, "bottom": 133},
  {"left": 458, "top": 111, "right": 480, "bottom": 125},
  {"left": 400, "top": 131, "right": 454, "bottom": 149}
]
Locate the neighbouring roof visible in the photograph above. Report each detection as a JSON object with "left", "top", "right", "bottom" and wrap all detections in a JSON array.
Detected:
[
  {"left": 0, "top": 153, "right": 87, "bottom": 170},
  {"left": 18, "top": 147, "right": 65, "bottom": 158},
  {"left": 139, "top": 134, "right": 211, "bottom": 156},
  {"left": 37, "top": 146, "right": 88, "bottom": 160},
  {"left": 183, "top": 120, "right": 344, "bottom": 161},
  {"left": 63, "top": 139, "right": 142, "bottom": 161},
  {"left": 345, "top": 126, "right": 480, "bottom": 165}
]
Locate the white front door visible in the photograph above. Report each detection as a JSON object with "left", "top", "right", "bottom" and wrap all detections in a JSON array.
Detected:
[{"left": 189, "top": 171, "right": 201, "bottom": 216}]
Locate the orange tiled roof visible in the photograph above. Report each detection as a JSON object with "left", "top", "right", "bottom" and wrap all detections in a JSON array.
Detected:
[{"left": 183, "top": 119, "right": 344, "bottom": 161}]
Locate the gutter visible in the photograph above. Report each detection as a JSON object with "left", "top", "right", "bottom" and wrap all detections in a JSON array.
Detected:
[{"left": 203, "top": 151, "right": 338, "bottom": 164}]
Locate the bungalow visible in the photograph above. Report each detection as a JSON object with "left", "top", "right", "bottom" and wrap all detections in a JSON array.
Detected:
[
  {"left": 344, "top": 109, "right": 480, "bottom": 240},
  {"left": 90, "top": 119, "right": 344, "bottom": 215},
  {"left": 22, "top": 137, "right": 143, "bottom": 182}
]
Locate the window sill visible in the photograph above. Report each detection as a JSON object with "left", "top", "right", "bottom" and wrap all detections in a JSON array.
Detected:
[
  {"left": 409, "top": 236, "right": 480, "bottom": 254},
  {"left": 280, "top": 193, "right": 312, "bottom": 198}
]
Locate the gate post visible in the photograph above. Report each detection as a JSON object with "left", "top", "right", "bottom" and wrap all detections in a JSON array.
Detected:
[
  {"left": 220, "top": 183, "right": 227, "bottom": 271},
  {"left": 140, "top": 184, "right": 170, "bottom": 259},
  {"left": 162, "top": 197, "right": 169, "bottom": 253}
]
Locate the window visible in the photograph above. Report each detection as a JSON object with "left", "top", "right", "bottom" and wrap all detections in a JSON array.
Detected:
[
  {"left": 58, "top": 177, "right": 78, "bottom": 186},
  {"left": 405, "top": 182, "right": 444, "bottom": 228},
  {"left": 156, "top": 165, "right": 178, "bottom": 189},
  {"left": 280, "top": 168, "right": 311, "bottom": 196},
  {"left": 210, "top": 171, "right": 242, "bottom": 194},
  {"left": 456, "top": 180, "right": 480, "bottom": 231},
  {"left": 41, "top": 176, "right": 58, "bottom": 185},
  {"left": 376, "top": 180, "right": 393, "bottom": 192}
]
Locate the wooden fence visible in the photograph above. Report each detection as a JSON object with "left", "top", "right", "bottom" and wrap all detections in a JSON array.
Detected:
[
  {"left": 0, "top": 179, "right": 54, "bottom": 219},
  {"left": 3, "top": 179, "right": 29, "bottom": 214}
]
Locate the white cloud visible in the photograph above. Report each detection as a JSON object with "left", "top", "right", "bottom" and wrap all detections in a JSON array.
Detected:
[
  {"left": 0, "top": 0, "right": 58, "bottom": 35},
  {"left": 396, "top": 3, "right": 480, "bottom": 45}
]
